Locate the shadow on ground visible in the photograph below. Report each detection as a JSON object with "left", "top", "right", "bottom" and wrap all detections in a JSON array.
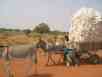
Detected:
[
  {"left": 46, "top": 63, "right": 65, "bottom": 67},
  {"left": 28, "top": 73, "right": 53, "bottom": 77}
]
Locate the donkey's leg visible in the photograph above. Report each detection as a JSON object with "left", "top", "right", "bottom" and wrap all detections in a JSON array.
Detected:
[
  {"left": 24, "top": 54, "right": 34, "bottom": 77},
  {"left": 46, "top": 53, "right": 55, "bottom": 65},
  {"left": 2, "top": 49, "right": 10, "bottom": 77},
  {"left": 3, "top": 53, "right": 13, "bottom": 77},
  {"left": 4, "top": 60, "right": 12, "bottom": 77},
  {"left": 57, "top": 53, "right": 64, "bottom": 64},
  {"left": 33, "top": 53, "right": 38, "bottom": 75},
  {"left": 46, "top": 52, "right": 50, "bottom": 65}
]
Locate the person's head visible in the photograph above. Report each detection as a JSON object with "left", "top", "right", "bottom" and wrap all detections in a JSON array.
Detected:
[{"left": 65, "top": 32, "right": 69, "bottom": 35}]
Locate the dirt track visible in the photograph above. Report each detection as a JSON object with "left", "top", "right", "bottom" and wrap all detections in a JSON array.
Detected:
[{"left": 0, "top": 51, "right": 102, "bottom": 77}]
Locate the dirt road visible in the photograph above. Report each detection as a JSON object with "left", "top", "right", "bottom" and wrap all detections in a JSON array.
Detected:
[{"left": 0, "top": 51, "right": 102, "bottom": 77}]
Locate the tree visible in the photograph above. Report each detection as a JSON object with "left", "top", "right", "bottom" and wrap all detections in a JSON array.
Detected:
[
  {"left": 23, "top": 29, "right": 32, "bottom": 36},
  {"left": 33, "top": 23, "right": 50, "bottom": 33}
]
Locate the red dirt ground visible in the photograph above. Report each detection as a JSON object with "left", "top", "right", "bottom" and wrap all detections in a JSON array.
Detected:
[{"left": 0, "top": 50, "right": 102, "bottom": 77}]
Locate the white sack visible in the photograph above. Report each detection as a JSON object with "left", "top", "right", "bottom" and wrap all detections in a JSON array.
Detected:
[{"left": 69, "top": 7, "right": 102, "bottom": 42}]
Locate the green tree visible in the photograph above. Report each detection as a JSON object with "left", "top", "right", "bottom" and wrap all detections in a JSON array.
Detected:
[
  {"left": 33, "top": 23, "right": 50, "bottom": 33},
  {"left": 23, "top": 29, "right": 32, "bottom": 36}
]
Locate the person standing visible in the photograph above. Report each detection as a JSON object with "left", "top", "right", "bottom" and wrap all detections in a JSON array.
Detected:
[
  {"left": 64, "top": 32, "right": 69, "bottom": 48},
  {"left": 36, "top": 37, "right": 47, "bottom": 52}
]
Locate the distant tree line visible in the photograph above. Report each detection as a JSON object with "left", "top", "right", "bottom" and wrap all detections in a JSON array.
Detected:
[
  {"left": 0, "top": 22, "right": 64, "bottom": 35},
  {"left": 0, "top": 28, "right": 21, "bottom": 32}
]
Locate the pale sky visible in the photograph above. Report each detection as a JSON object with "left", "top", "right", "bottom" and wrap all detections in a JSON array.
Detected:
[{"left": 0, "top": 0, "right": 102, "bottom": 31}]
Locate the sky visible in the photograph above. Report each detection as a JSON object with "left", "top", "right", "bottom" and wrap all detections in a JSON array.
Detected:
[{"left": 0, "top": 0, "right": 102, "bottom": 31}]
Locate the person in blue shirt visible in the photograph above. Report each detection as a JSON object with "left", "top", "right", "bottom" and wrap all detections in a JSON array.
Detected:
[{"left": 64, "top": 48, "right": 80, "bottom": 67}]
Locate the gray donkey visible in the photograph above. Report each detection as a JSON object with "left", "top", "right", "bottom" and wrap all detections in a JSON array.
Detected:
[{"left": 2, "top": 44, "right": 37, "bottom": 77}]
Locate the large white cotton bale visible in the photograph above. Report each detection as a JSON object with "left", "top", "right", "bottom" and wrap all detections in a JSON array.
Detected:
[{"left": 69, "top": 7, "right": 102, "bottom": 43}]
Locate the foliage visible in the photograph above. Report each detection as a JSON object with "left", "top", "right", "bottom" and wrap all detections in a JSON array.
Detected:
[
  {"left": 0, "top": 28, "right": 21, "bottom": 32},
  {"left": 23, "top": 29, "right": 32, "bottom": 36},
  {"left": 49, "top": 30, "right": 64, "bottom": 35},
  {"left": 0, "top": 24, "right": 64, "bottom": 36},
  {"left": 33, "top": 23, "right": 50, "bottom": 33},
  {"left": 31, "top": 32, "right": 42, "bottom": 38}
]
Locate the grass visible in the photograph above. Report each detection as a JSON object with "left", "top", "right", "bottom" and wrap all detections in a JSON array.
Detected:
[{"left": 0, "top": 32, "right": 64, "bottom": 45}]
